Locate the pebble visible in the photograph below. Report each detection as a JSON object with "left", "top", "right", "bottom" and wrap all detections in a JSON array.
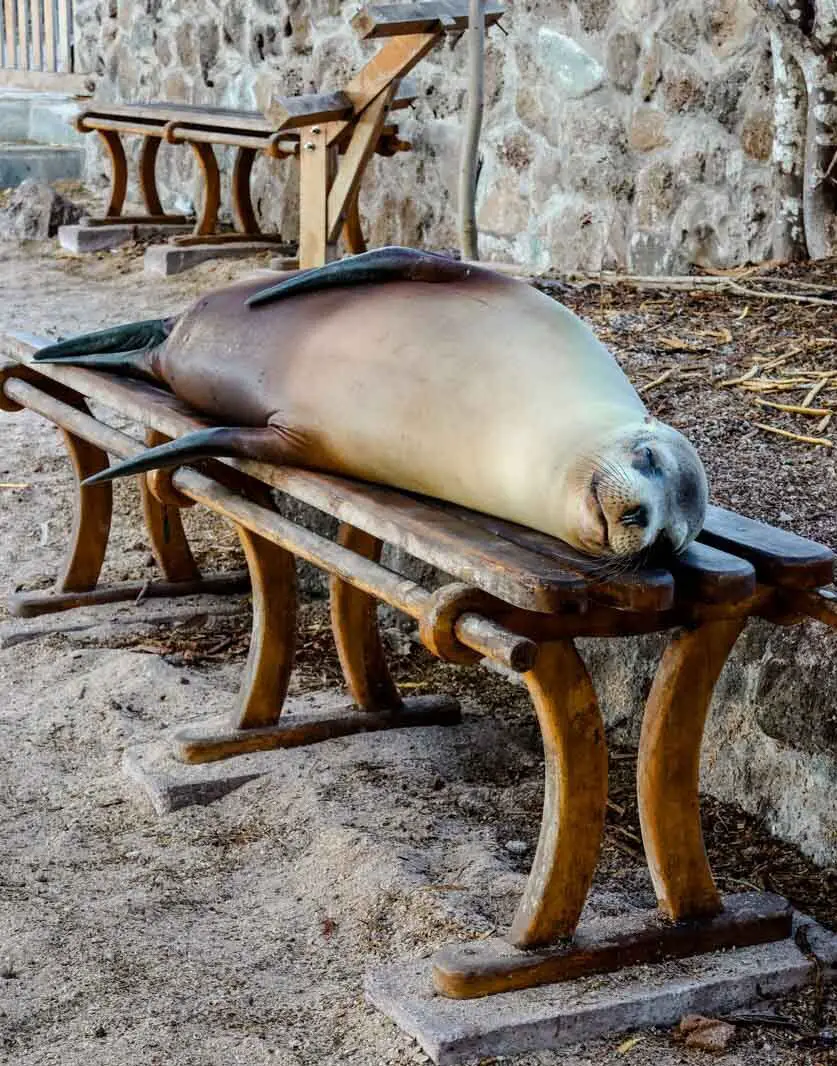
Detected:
[{"left": 505, "top": 839, "right": 529, "bottom": 856}]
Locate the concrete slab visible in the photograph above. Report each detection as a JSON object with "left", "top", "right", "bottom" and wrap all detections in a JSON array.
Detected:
[
  {"left": 0, "top": 144, "right": 82, "bottom": 188},
  {"left": 144, "top": 241, "right": 291, "bottom": 277},
  {"left": 58, "top": 222, "right": 192, "bottom": 254},
  {"left": 28, "top": 98, "right": 83, "bottom": 146},
  {"left": 365, "top": 937, "right": 817, "bottom": 1064},
  {"left": 268, "top": 255, "right": 300, "bottom": 271},
  {"left": 123, "top": 690, "right": 366, "bottom": 814},
  {"left": 0, "top": 97, "right": 31, "bottom": 141}
]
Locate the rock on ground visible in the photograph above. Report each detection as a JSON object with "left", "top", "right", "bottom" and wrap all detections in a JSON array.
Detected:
[{"left": 0, "top": 179, "right": 82, "bottom": 241}]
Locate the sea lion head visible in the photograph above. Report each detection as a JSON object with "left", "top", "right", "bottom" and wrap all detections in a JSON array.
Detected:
[{"left": 562, "top": 416, "right": 708, "bottom": 560}]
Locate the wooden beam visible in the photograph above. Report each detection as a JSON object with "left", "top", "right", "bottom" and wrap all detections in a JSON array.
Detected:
[
  {"left": 433, "top": 893, "right": 792, "bottom": 999},
  {"left": 353, "top": 0, "right": 504, "bottom": 39},
  {"left": 340, "top": 32, "right": 439, "bottom": 119},
  {"left": 327, "top": 85, "right": 395, "bottom": 241},
  {"left": 264, "top": 90, "right": 354, "bottom": 130}
]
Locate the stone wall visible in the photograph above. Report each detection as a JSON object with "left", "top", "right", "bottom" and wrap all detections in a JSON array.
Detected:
[{"left": 73, "top": 0, "right": 776, "bottom": 272}]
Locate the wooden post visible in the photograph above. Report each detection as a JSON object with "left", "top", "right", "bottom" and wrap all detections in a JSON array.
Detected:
[{"left": 298, "top": 124, "right": 330, "bottom": 268}]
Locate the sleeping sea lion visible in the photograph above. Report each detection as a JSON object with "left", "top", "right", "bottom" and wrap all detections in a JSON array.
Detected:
[{"left": 34, "top": 247, "right": 708, "bottom": 559}]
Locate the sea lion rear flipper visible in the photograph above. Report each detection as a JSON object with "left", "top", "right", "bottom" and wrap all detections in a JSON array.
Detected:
[
  {"left": 33, "top": 348, "right": 163, "bottom": 385},
  {"left": 35, "top": 318, "right": 174, "bottom": 360},
  {"left": 247, "top": 246, "right": 474, "bottom": 309},
  {"left": 81, "top": 424, "right": 298, "bottom": 487}
]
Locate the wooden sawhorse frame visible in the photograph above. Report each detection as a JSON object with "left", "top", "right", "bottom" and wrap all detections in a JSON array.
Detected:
[{"left": 2, "top": 334, "right": 836, "bottom": 998}]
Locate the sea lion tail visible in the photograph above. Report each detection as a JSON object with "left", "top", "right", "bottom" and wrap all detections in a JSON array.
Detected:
[
  {"left": 82, "top": 426, "right": 289, "bottom": 487},
  {"left": 35, "top": 318, "right": 173, "bottom": 360}
]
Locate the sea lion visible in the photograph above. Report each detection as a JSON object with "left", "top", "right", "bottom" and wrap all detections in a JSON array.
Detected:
[{"left": 34, "top": 247, "right": 708, "bottom": 559}]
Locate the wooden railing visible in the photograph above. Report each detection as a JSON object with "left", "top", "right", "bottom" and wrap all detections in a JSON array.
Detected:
[{"left": 1, "top": 0, "right": 78, "bottom": 85}]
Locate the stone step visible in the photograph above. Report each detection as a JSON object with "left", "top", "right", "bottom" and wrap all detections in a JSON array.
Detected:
[
  {"left": 0, "top": 89, "right": 83, "bottom": 147},
  {"left": 0, "top": 143, "right": 83, "bottom": 188}
]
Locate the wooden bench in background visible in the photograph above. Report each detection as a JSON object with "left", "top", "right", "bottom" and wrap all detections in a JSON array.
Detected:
[
  {"left": 3, "top": 333, "right": 835, "bottom": 1000},
  {"left": 64, "top": 0, "right": 504, "bottom": 273}
]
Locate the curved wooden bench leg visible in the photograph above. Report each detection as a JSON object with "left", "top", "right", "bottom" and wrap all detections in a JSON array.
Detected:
[
  {"left": 341, "top": 192, "right": 367, "bottom": 255},
  {"left": 96, "top": 129, "right": 127, "bottom": 218},
  {"left": 231, "top": 524, "right": 298, "bottom": 731},
  {"left": 637, "top": 619, "right": 746, "bottom": 921},
  {"left": 190, "top": 142, "right": 221, "bottom": 237},
  {"left": 57, "top": 405, "right": 113, "bottom": 593},
  {"left": 138, "top": 136, "right": 164, "bottom": 216},
  {"left": 232, "top": 146, "right": 260, "bottom": 235},
  {"left": 140, "top": 429, "right": 200, "bottom": 582},
  {"left": 330, "top": 523, "right": 402, "bottom": 711},
  {"left": 509, "top": 639, "right": 608, "bottom": 947}
]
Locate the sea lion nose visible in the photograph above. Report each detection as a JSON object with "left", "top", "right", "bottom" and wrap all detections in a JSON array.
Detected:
[{"left": 620, "top": 504, "right": 649, "bottom": 528}]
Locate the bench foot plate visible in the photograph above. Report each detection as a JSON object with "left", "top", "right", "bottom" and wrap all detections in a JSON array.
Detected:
[
  {"left": 173, "top": 694, "right": 462, "bottom": 764},
  {"left": 8, "top": 570, "right": 250, "bottom": 618},
  {"left": 432, "top": 892, "right": 792, "bottom": 999}
]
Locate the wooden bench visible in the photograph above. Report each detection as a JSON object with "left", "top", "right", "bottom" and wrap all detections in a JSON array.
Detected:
[
  {"left": 74, "top": 0, "right": 504, "bottom": 267},
  {"left": 2, "top": 334, "right": 835, "bottom": 999}
]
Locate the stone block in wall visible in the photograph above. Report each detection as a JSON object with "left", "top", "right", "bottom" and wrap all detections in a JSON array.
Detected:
[
  {"left": 606, "top": 28, "right": 641, "bottom": 92},
  {"left": 536, "top": 29, "right": 605, "bottom": 99},
  {"left": 628, "top": 107, "right": 669, "bottom": 152}
]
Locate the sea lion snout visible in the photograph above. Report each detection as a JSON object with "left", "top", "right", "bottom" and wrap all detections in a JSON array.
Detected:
[{"left": 574, "top": 422, "right": 708, "bottom": 559}]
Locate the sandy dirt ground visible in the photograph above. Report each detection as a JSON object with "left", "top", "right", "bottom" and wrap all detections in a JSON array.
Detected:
[{"left": 0, "top": 238, "right": 835, "bottom": 1066}]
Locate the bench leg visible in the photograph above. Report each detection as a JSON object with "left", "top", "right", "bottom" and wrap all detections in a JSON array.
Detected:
[
  {"left": 139, "top": 136, "right": 164, "bottom": 217},
  {"left": 189, "top": 142, "right": 221, "bottom": 237},
  {"left": 432, "top": 639, "right": 608, "bottom": 994},
  {"left": 140, "top": 429, "right": 201, "bottom": 583},
  {"left": 510, "top": 640, "right": 608, "bottom": 946},
  {"left": 232, "top": 146, "right": 260, "bottom": 236},
  {"left": 56, "top": 404, "right": 113, "bottom": 594},
  {"left": 637, "top": 619, "right": 745, "bottom": 921},
  {"left": 330, "top": 524, "right": 402, "bottom": 712},
  {"left": 7, "top": 395, "right": 113, "bottom": 617},
  {"left": 96, "top": 129, "right": 127, "bottom": 218}
]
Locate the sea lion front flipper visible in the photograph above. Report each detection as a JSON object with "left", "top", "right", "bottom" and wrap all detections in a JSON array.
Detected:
[
  {"left": 81, "top": 424, "right": 299, "bottom": 487},
  {"left": 35, "top": 318, "right": 174, "bottom": 360},
  {"left": 247, "top": 246, "right": 474, "bottom": 309}
]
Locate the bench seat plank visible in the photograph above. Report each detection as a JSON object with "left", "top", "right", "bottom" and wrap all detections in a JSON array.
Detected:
[
  {"left": 353, "top": 0, "right": 504, "bottom": 37},
  {"left": 79, "top": 80, "right": 418, "bottom": 137},
  {"left": 699, "top": 505, "right": 835, "bottom": 589},
  {"left": 667, "top": 542, "right": 756, "bottom": 605},
  {"left": 427, "top": 503, "right": 676, "bottom": 612}
]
